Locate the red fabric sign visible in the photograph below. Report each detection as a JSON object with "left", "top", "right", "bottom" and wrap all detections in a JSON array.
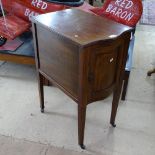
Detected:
[
  {"left": 91, "top": 0, "right": 143, "bottom": 27},
  {"left": 0, "top": 15, "right": 30, "bottom": 39},
  {"left": 1, "top": 0, "right": 68, "bottom": 22}
]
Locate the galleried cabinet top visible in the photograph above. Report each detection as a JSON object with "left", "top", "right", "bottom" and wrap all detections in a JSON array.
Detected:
[{"left": 32, "top": 9, "right": 133, "bottom": 46}]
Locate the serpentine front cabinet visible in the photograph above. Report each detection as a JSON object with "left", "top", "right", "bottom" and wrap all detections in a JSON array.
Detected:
[{"left": 32, "top": 9, "right": 133, "bottom": 148}]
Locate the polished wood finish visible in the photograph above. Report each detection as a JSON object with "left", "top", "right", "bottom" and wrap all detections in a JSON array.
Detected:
[{"left": 32, "top": 9, "right": 132, "bottom": 148}]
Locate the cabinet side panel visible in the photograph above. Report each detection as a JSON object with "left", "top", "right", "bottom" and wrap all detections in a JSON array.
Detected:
[{"left": 36, "top": 25, "right": 79, "bottom": 98}]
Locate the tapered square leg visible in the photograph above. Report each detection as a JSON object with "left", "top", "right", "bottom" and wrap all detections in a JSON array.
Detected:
[
  {"left": 78, "top": 105, "right": 86, "bottom": 149},
  {"left": 38, "top": 73, "right": 45, "bottom": 113},
  {"left": 110, "top": 82, "right": 123, "bottom": 127},
  {"left": 110, "top": 94, "right": 119, "bottom": 127}
]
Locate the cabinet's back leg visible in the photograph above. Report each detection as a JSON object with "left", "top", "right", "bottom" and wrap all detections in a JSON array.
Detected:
[
  {"left": 110, "top": 82, "right": 123, "bottom": 127},
  {"left": 121, "top": 71, "right": 130, "bottom": 101}
]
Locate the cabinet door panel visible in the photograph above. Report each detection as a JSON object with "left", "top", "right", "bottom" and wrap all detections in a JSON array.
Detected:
[
  {"left": 93, "top": 50, "right": 118, "bottom": 91},
  {"left": 89, "top": 43, "right": 122, "bottom": 92}
]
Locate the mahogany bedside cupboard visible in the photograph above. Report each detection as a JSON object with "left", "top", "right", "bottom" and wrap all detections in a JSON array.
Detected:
[{"left": 31, "top": 9, "right": 133, "bottom": 149}]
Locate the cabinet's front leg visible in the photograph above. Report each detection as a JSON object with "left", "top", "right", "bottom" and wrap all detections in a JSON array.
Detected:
[
  {"left": 78, "top": 50, "right": 89, "bottom": 149},
  {"left": 78, "top": 105, "right": 87, "bottom": 149},
  {"left": 38, "top": 73, "right": 45, "bottom": 113},
  {"left": 110, "top": 82, "right": 123, "bottom": 127}
]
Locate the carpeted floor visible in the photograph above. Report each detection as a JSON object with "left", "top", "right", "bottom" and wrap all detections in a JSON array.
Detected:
[{"left": 140, "top": 0, "right": 155, "bottom": 25}]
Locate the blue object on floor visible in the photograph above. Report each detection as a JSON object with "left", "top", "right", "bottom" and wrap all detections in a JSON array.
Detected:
[
  {"left": 121, "top": 34, "right": 135, "bottom": 100},
  {"left": 125, "top": 36, "right": 135, "bottom": 72}
]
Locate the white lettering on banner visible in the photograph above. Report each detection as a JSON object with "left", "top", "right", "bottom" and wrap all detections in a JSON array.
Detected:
[
  {"left": 115, "top": 0, "right": 122, "bottom": 6},
  {"left": 25, "top": 9, "right": 39, "bottom": 20},
  {"left": 25, "top": 8, "right": 30, "bottom": 16},
  {"left": 120, "top": 0, "right": 126, "bottom": 8},
  {"left": 31, "top": 0, "right": 37, "bottom": 6},
  {"left": 110, "top": 7, "right": 117, "bottom": 15},
  {"left": 31, "top": 0, "right": 47, "bottom": 10},
  {"left": 41, "top": 2, "right": 47, "bottom": 9},
  {"left": 125, "top": 1, "right": 133, "bottom": 9},
  {"left": 105, "top": 4, "right": 134, "bottom": 21},
  {"left": 36, "top": 0, "right": 42, "bottom": 8},
  {"left": 115, "top": 8, "right": 123, "bottom": 17},
  {"left": 115, "top": 0, "right": 133, "bottom": 9},
  {"left": 120, "top": 11, "right": 128, "bottom": 18},
  {"left": 125, "top": 13, "right": 134, "bottom": 21},
  {"left": 106, "top": 4, "right": 113, "bottom": 12}
]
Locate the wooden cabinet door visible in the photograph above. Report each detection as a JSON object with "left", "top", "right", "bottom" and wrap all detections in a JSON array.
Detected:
[{"left": 88, "top": 41, "right": 124, "bottom": 95}]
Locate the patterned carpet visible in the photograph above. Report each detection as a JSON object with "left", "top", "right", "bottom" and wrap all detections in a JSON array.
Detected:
[{"left": 140, "top": 0, "right": 155, "bottom": 25}]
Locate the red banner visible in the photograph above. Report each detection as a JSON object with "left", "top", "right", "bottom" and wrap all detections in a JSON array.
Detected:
[
  {"left": 91, "top": 0, "right": 143, "bottom": 27},
  {"left": 1, "top": 0, "right": 68, "bottom": 21}
]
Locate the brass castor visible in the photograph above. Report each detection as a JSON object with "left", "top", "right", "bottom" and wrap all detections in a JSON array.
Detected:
[
  {"left": 111, "top": 122, "right": 116, "bottom": 127},
  {"left": 79, "top": 144, "right": 86, "bottom": 149},
  {"left": 147, "top": 68, "right": 155, "bottom": 76},
  {"left": 41, "top": 109, "right": 44, "bottom": 113}
]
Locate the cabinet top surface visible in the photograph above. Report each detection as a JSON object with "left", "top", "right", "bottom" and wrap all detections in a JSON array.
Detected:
[{"left": 32, "top": 9, "right": 132, "bottom": 46}]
